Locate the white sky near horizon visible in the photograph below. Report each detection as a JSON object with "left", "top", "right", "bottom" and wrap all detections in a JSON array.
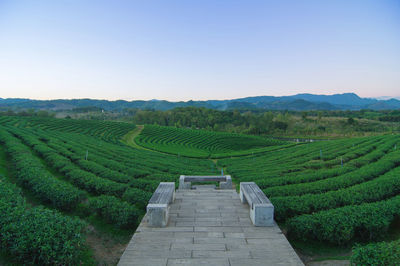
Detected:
[{"left": 0, "top": 0, "right": 399, "bottom": 101}]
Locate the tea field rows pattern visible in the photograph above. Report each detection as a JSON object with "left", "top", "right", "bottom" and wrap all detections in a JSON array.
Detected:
[
  {"left": 135, "top": 124, "right": 287, "bottom": 158},
  {"left": 218, "top": 134, "right": 400, "bottom": 245},
  {"left": 0, "top": 116, "right": 220, "bottom": 264},
  {"left": 0, "top": 115, "right": 399, "bottom": 264}
]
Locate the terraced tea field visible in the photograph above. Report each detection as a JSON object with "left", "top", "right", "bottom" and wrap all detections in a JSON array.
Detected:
[
  {"left": 0, "top": 115, "right": 399, "bottom": 265},
  {"left": 0, "top": 116, "right": 220, "bottom": 265},
  {"left": 218, "top": 134, "right": 400, "bottom": 247},
  {"left": 135, "top": 124, "right": 286, "bottom": 158}
]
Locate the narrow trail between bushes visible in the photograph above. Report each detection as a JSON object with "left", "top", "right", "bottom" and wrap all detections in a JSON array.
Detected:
[
  {"left": 122, "top": 127, "right": 235, "bottom": 191},
  {"left": 122, "top": 125, "right": 146, "bottom": 150},
  {"left": 122, "top": 125, "right": 189, "bottom": 157}
]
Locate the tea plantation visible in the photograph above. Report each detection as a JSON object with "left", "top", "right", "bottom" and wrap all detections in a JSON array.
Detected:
[
  {"left": 0, "top": 115, "right": 399, "bottom": 264},
  {"left": 135, "top": 124, "right": 287, "bottom": 158}
]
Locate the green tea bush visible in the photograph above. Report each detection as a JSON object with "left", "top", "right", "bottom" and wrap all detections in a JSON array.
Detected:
[
  {"left": 129, "top": 178, "right": 160, "bottom": 192},
  {"left": 0, "top": 130, "right": 85, "bottom": 210},
  {"left": 351, "top": 240, "right": 400, "bottom": 266},
  {"left": 136, "top": 124, "right": 285, "bottom": 158},
  {"left": 286, "top": 195, "right": 400, "bottom": 244},
  {"left": 272, "top": 152, "right": 400, "bottom": 221},
  {"left": 123, "top": 187, "right": 152, "bottom": 209},
  {"left": 89, "top": 195, "right": 141, "bottom": 228},
  {"left": 266, "top": 146, "right": 400, "bottom": 198},
  {"left": 0, "top": 176, "right": 87, "bottom": 265}
]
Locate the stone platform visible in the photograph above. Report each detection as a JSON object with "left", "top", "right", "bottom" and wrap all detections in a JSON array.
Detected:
[{"left": 118, "top": 186, "right": 304, "bottom": 266}]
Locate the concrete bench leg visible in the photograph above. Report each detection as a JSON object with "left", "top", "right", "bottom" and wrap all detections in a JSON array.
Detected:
[
  {"left": 219, "top": 175, "right": 232, "bottom": 189},
  {"left": 250, "top": 203, "right": 274, "bottom": 226},
  {"left": 240, "top": 189, "right": 247, "bottom": 204},
  {"left": 240, "top": 182, "right": 253, "bottom": 203},
  {"left": 179, "top": 175, "right": 191, "bottom": 189},
  {"left": 147, "top": 204, "right": 169, "bottom": 227}
]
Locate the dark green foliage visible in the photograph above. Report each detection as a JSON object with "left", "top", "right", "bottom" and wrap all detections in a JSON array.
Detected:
[
  {"left": 286, "top": 195, "right": 400, "bottom": 244},
  {"left": 351, "top": 240, "right": 400, "bottom": 266},
  {"left": 272, "top": 151, "right": 400, "bottom": 221},
  {"left": 379, "top": 115, "right": 400, "bottom": 122},
  {"left": 2, "top": 114, "right": 400, "bottom": 261},
  {"left": 129, "top": 178, "right": 160, "bottom": 192},
  {"left": 0, "top": 176, "right": 87, "bottom": 265},
  {"left": 89, "top": 195, "right": 141, "bottom": 228},
  {"left": 8, "top": 129, "right": 129, "bottom": 198},
  {"left": 219, "top": 133, "right": 400, "bottom": 245},
  {"left": 76, "top": 159, "right": 132, "bottom": 183},
  {"left": 262, "top": 138, "right": 389, "bottom": 196},
  {"left": 0, "top": 130, "right": 85, "bottom": 210},
  {"left": 136, "top": 124, "right": 285, "bottom": 158},
  {"left": 123, "top": 188, "right": 152, "bottom": 209},
  {"left": 63, "top": 167, "right": 127, "bottom": 196},
  {"left": 219, "top": 135, "right": 378, "bottom": 182}
]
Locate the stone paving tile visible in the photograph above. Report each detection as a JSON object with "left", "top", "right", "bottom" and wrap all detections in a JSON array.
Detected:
[
  {"left": 138, "top": 226, "right": 194, "bottom": 232},
  {"left": 176, "top": 221, "right": 224, "bottom": 227},
  {"left": 125, "top": 243, "right": 171, "bottom": 251},
  {"left": 171, "top": 243, "right": 226, "bottom": 251},
  {"left": 129, "top": 236, "right": 193, "bottom": 244},
  {"left": 223, "top": 232, "right": 245, "bottom": 238},
  {"left": 118, "top": 187, "right": 304, "bottom": 266},
  {"left": 122, "top": 250, "right": 192, "bottom": 259},
  {"left": 194, "top": 226, "right": 244, "bottom": 233},
  {"left": 192, "top": 250, "right": 251, "bottom": 258},
  {"left": 167, "top": 258, "right": 230, "bottom": 266},
  {"left": 230, "top": 258, "right": 303, "bottom": 266},
  {"left": 118, "top": 258, "right": 167, "bottom": 266},
  {"left": 174, "top": 231, "right": 224, "bottom": 238},
  {"left": 193, "top": 237, "right": 246, "bottom": 244}
]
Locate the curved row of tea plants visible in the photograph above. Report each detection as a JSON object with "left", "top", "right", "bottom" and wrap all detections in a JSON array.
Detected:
[
  {"left": 2, "top": 120, "right": 220, "bottom": 227},
  {"left": 33, "top": 126, "right": 220, "bottom": 178},
  {"left": 0, "top": 174, "right": 87, "bottom": 265},
  {"left": 135, "top": 124, "right": 286, "bottom": 158},
  {"left": 351, "top": 239, "right": 400, "bottom": 265},
  {"left": 2, "top": 126, "right": 143, "bottom": 228},
  {"left": 254, "top": 136, "right": 390, "bottom": 191},
  {"left": 220, "top": 133, "right": 400, "bottom": 245},
  {"left": 0, "top": 116, "right": 222, "bottom": 264},
  {"left": 220, "top": 135, "right": 382, "bottom": 182},
  {"left": 286, "top": 192, "right": 400, "bottom": 245},
  {"left": 0, "top": 115, "right": 136, "bottom": 143},
  {"left": 264, "top": 136, "right": 399, "bottom": 197},
  {"left": 0, "top": 129, "right": 85, "bottom": 210},
  {"left": 276, "top": 161, "right": 400, "bottom": 221}
]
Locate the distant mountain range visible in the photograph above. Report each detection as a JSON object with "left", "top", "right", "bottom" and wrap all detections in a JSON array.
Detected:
[{"left": 1, "top": 93, "right": 400, "bottom": 111}]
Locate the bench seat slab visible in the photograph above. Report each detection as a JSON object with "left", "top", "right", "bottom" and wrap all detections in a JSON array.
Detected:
[
  {"left": 240, "top": 182, "right": 274, "bottom": 226},
  {"left": 180, "top": 175, "right": 232, "bottom": 189},
  {"left": 146, "top": 182, "right": 175, "bottom": 227}
]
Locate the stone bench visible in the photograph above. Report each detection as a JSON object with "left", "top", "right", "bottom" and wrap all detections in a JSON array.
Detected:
[
  {"left": 240, "top": 182, "right": 274, "bottom": 226},
  {"left": 146, "top": 182, "right": 175, "bottom": 227},
  {"left": 179, "top": 175, "right": 232, "bottom": 189}
]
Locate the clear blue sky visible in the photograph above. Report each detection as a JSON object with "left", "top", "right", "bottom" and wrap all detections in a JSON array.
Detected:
[{"left": 0, "top": 0, "right": 399, "bottom": 101}]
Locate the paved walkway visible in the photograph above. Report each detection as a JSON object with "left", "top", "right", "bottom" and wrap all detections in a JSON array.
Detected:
[{"left": 118, "top": 186, "right": 304, "bottom": 266}]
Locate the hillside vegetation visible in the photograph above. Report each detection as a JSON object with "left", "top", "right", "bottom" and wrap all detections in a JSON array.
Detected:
[
  {"left": 0, "top": 115, "right": 399, "bottom": 264},
  {"left": 0, "top": 116, "right": 219, "bottom": 265},
  {"left": 219, "top": 134, "right": 400, "bottom": 246},
  {"left": 135, "top": 125, "right": 286, "bottom": 158}
]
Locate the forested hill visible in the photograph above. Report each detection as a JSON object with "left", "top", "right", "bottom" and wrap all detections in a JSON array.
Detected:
[{"left": 1, "top": 93, "right": 400, "bottom": 111}]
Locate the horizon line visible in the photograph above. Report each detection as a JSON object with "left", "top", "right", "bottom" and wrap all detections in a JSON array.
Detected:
[{"left": 1, "top": 92, "right": 400, "bottom": 102}]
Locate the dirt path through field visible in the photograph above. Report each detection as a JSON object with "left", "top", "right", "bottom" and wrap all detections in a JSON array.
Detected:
[{"left": 121, "top": 125, "right": 147, "bottom": 150}]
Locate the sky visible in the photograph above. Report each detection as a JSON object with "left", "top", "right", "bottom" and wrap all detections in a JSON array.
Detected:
[{"left": 0, "top": 0, "right": 399, "bottom": 101}]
